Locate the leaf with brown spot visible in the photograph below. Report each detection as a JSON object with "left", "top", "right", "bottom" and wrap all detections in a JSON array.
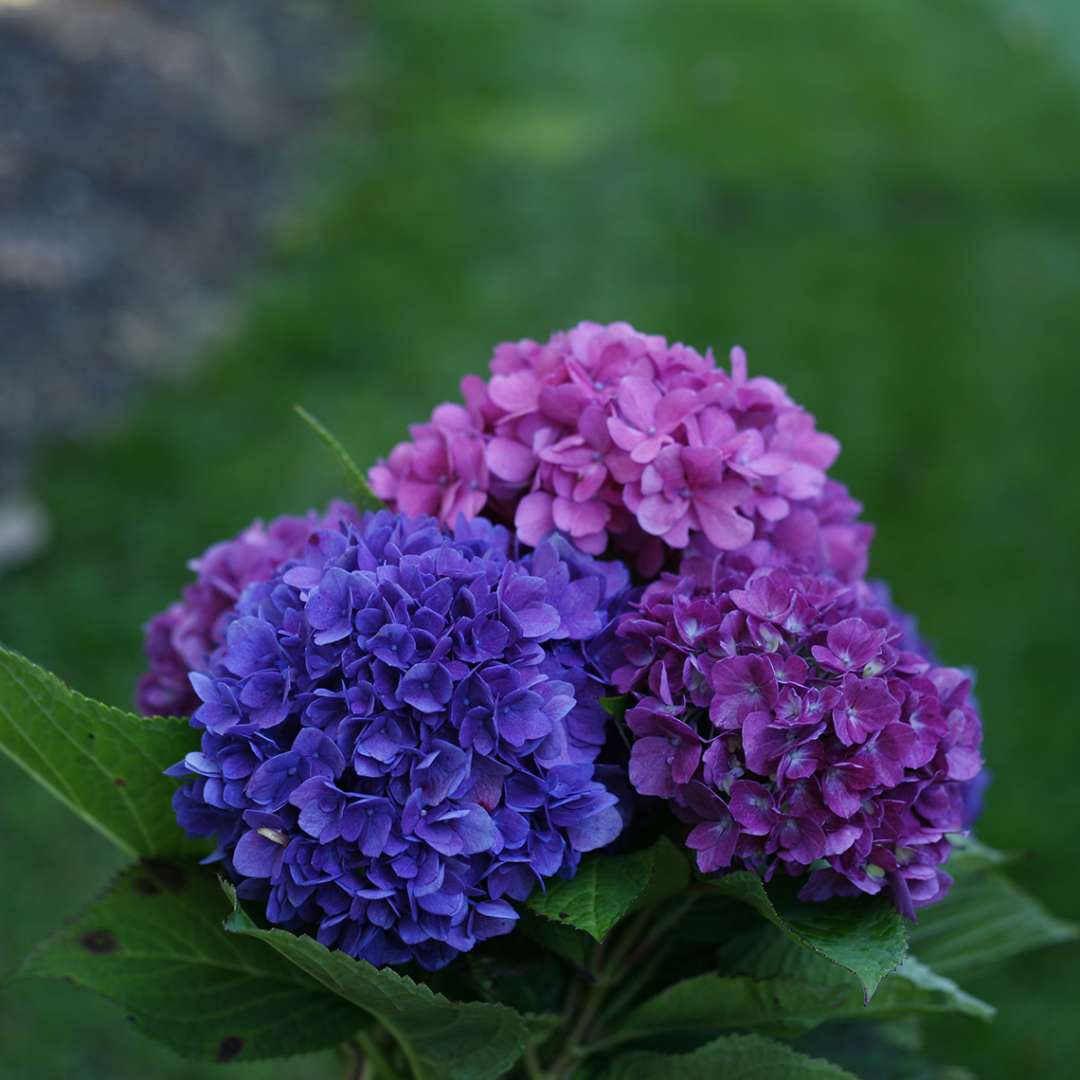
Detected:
[
  {"left": 20, "top": 860, "right": 364, "bottom": 1062},
  {"left": 138, "top": 857, "right": 188, "bottom": 893},
  {"left": 216, "top": 1036, "right": 245, "bottom": 1062},
  {"left": 78, "top": 929, "right": 117, "bottom": 954}
]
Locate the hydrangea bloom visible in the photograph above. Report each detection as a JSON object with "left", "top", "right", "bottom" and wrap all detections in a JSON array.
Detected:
[
  {"left": 370, "top": 321, "right": 870, "bottom": 579},
  {"left": 611, "top": 559, "right": 984, "bottom": 918},
  {"left": 137, "top": 503, "right": 357, "bottom": 717},
  {"left": 168, "top": 511, "right": 629, "bottom": 970}
]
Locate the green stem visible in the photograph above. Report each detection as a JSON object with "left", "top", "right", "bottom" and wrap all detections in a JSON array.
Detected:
[
  {"left": 543, "top": 939, "right": 608, "bottom": 1077},
  {"left": 521, "top": 1043, "right": 547, "bottom": 1080},
  {"left": 548, "top": 977, "right": 609, "bottom": 1077},
  {"left": 351, "top": 1029, "right": 404, "bottom": 1080},
  {"left": 594, "top": 945, "right": 671, "bottom": 1032},
  {"left": 600, "top": 908, "right": 652, "bottom": 978},
  {"left": 554, "top": 895, "right": 701, "bottom": 1074}
]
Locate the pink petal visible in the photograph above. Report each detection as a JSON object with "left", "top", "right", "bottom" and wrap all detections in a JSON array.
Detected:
[
  {"left": 729, "top": 346, "right": 748, "bottom": 384},
  {"left": 664, "top": 515, "right": 692, "bottom": 548},
  {"left": 367, "top": 463, "right": 398, "bottom": 499},
  {"left": 695, "top": 407, "right": 737, "bottom": 448},
  {"left": 460, "top": 373, "right": 491, "bottom": 419},
  {"left": 756, "top": 495, "right": 790, "bottom": 522},
  {"left": 485, "top": 437, "right": 537, "bottom": 483},
  {"left": 578, "top": 404, "right": 612, "bottom": 450},
  {"left": 655, "top": 387, "right": 700, "bottom": 432},
  {"left": 695, "top": 499, "right": 754, "bottom": 550},
  {"left": 397, "top": 480, "right": 443, "bottom": 518},
  {"left": 629, "top": 434, "right": 671, "bottom": 465},
  {"left": 409, "top": 437, "right": 450, "bottom": 482},
  {"left": 488, "top": 371, "right": 540, "bottom": 415},
  {"left": 748, "top": 452, "right": 792, "bottom": 477},
  {"left": 515, "top": 491, "right": 555, "bottom": 546},
  {"left": 539, "top": 383, "right": 591, "bottom": 425},
  {"left": 636, "top": 493, "right": 688, "bottom": 537},
  {"left": 441, "top": 481, "right": 487, "bottom": 523},
  {"left": 607, "top": 416, "right": 646, "bottom": 454},
  {"left": 616, "top": 376, "right": 662, "bottom": 430},
  {"left": 573, "top": 463, "right": 608, "bottom": 502},
  {"left": 574, "top": 529, "right": 609, "bottom": 555},
  {"left": 645, "top": 445, "right": 687, "bottom": 493},
  {"left": 777, "top": 462, "right": 825, "bottom": 500},
  {"left": 680, "top": 446, "right": 726, "bottom": 489},
  {"left": 431, "top": 403, "right": 474, "bottom": 433},
  {"left": 450, "top": 436, "right": 487, "bottom": 484},
  {"left": 552, "top": 496, "right": 611, "bottom": 538},
  {"left": 608, "top": 451, "right": 644, "bottom": 485},
  {"left": 540, "top": 436, "right": 590, "bottom": 468}
]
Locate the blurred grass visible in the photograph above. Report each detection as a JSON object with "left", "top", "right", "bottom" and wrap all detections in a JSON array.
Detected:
[{"left": 2, "top": 0, "right": 1079, "bottom": 1076}]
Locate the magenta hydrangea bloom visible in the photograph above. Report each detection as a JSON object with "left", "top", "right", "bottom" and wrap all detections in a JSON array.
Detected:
[
  {"left": 137, "top": 502, "right": 358, "bottom": 716},
  {"left": 611, "top": 560, "right": 984, "bottom": 918},
  {"left": 167, "top": 511, "right": 630, "bottom": 970},
  {"left": 369, "top": 322, "right": 870, "bottom": 579}
]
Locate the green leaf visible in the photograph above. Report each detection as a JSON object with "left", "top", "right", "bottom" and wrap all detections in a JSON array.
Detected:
[
  {"left": 884, "top": 958, "right": 994, "bottom": 1021},
  {"left": 796, "top": 1018, "right": 976, "bottom": 1080},
  {"left": 604, "top": 1033, "right": 859, "bottom": 1079},
  {"left": 528, "top": 838, "right": 689, "bottom": 942},
  {"left": 519, "top": 909, "right": 594, "bottom": 970},
  {"left": 704, "top": 871, "right": 908, "bottom": 1001},
  {"left": 0, "top": 645, "right": 201, "bottom": 857},
  {"left": 599, "top": 695, "right": 630, "bottom": 723},
  {"left": 718, "top": 923, "right": 993, "bottom": 1024},
  {"left": 19, "top": 860, "right": 362, "bottom": 1062},
  {"left": 945, "top": 835, "right": 1013, "bottom": 869},
  {"left": 225, "top": 891, "right": 527, "bottom": 1080},
  {"left": 294, "top": 405, "right": 382, "bottom": 510},
  {"left": 527, "top": 848, "right": 652, "bottom": 942},
  {"left": 633, "top": 836, "right": 692, "bottom": 912},
  {"left": 616, "top": 957, "right": 991, "bottom": 1047},
  {"left": 911, "top": 863, "right": 1077, "bottom": 976},
  {"left": 468, "top": 950, "right": 566, "bottom": 1018}
]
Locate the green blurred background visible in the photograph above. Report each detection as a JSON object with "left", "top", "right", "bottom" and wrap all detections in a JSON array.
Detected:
[{"left": 2, "top": 1, "right": 1079, "bottom": 1076}]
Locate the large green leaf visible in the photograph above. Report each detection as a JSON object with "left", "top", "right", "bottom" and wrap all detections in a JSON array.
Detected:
[
  {"left": 604, "top": 1033, "right": 859, "bottom": 1079},
  {"left": 293, "top": 405, "right": 382, "bottom": 511},
  {"left": 225, "top": 894, "right": 527, "bottom": 1080},
  {"left": 528, "top": 838, "right": 690, "bottom": 942},
  {"left": 719, "top": 922, "right": 992, "bottom": 1022},
  {"left": 0, "top": 645, "right": 200, "bottom": 857},
  {"left": 910, "top": 862, "right": 1077, "bottom": 976},
  {"left": 616, "top": 957, "right": 990, "bottom": 1046},
  {"left": 704, "top": 872, "right": 908, "bottom": 1001},
  {"left": 19, "top": 860, "right": 362, "bottom": 1062},
  {"left": 796, "top": 1018, "right": 976, "bottom": 1080}
]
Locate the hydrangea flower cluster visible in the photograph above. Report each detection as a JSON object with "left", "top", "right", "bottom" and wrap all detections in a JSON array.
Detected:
[
  {"left": 138, "top": 502, "right": 357, "bottom": 717},
  {"left": 611, "top": 560, "right": 984, "bottom": 918},
  {"left": 140, "top": 321, "right": 988, "bottom": 964},
  {"left": 168, "top": 510, "right": 629, "bottom": 970},
  {"left": 369, "top": 322, "right": 871, "bottom": 579}
]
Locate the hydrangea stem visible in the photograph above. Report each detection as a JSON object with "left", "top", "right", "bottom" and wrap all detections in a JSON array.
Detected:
[
  {"left": 526, "top": 893, "right": 702, "bottom": 1078},
  {"left": 341, "top": 1030, "right": 403, "bottom": 1080}
]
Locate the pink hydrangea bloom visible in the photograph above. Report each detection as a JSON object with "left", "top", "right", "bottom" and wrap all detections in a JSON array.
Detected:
[
  {"left": 370, "top": 322, "right": 869, "bottom": 578},
  {"left": 136, "top": 501, "right": 358, "bottom": 716}
]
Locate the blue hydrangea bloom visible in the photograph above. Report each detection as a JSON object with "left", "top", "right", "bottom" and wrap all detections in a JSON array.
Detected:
[{"left": 168, "top": 511, "right": 630, "bottom": 970}]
